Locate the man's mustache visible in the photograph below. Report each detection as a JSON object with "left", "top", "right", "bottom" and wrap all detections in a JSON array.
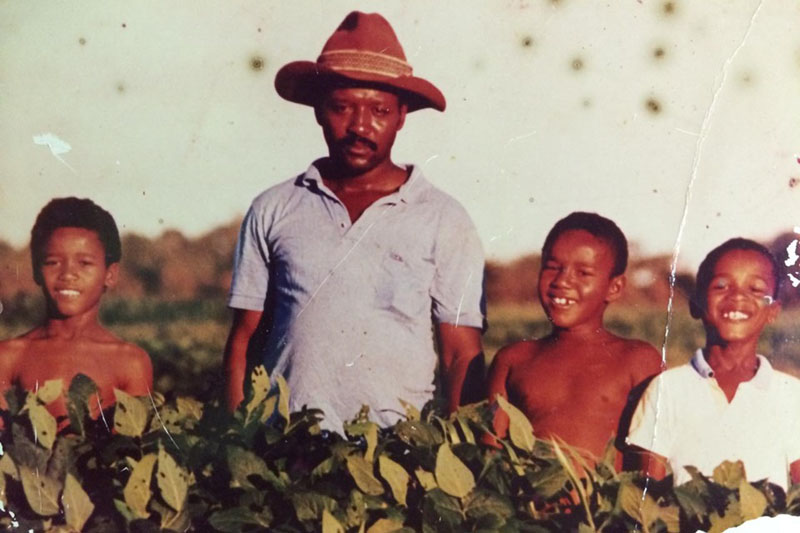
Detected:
[{"left": 340, "top": 134, "right": 377, "bottom": 151}]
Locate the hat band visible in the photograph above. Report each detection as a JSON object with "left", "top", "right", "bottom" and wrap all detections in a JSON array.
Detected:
[{"left": 318, "top": 50, "right": 413, "bottom": 78}]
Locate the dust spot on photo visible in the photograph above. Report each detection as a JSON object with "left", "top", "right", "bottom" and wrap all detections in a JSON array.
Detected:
[
  {"left": 121, "top": 22, "right": 127, "bottom": 28},
  {"left": 661, "top": 1, "right": 677, "bottom": 16},
  {"left": 790, "top": 177, "right": 798, "bottom": 189},
  {"left": 653, "top": 47, "right": 666, "bottom": 60},
  {"left": 78, "top": 37, "right": 86, "bottom": 46},
  {"left": 571, "top": 57, "right": 585, "bottom": 72},
  {"left": 528, "top": 197, "right": 535, "bottom": 203},
  {"left": 645, "top": 97, "right": 662, "bottom": 114},
  {"left": 117, "top": 83, "right": 125, "bottom": 93},
  {"left": 521, "top": 35, "right": 534, "bottom": 49},
  {"left": 257, "top": 27, "right": 262, "bottom": 33},
  {"left": 581, "top": 98, "right": 592, "bottom": 109},
  {"left": 739, "top": 71, "right": 754, "bottom": 86},
  {"left": 653, "top": 189, "right": 658, "bottom": 193},
  {"left": 250, "top": 56, "right": 265, "bottom": 72}
]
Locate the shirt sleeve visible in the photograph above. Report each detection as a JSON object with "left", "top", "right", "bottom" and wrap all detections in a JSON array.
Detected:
[
  {"left": 626, "top": 374, "right": 672, "bottom": 458},
  {"left": 227, "top": 203, "right": 271, "bottom": 311},
  {"left": 430, "top": 201, "right": 486, "bottom": 330}
]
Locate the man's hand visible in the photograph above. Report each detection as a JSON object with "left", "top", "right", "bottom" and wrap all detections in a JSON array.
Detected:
[
  {"left": 223, "top": 309, "right": 265, "bottom": 411},
  {"left": 436, "top": 323, "right": 483, "bottom": 414}
]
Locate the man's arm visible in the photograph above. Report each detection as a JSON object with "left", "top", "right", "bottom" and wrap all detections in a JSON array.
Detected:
[
  {"left": 436, "top": 323, "right": 482, "bottom": 414},
  {"left": 223, "top": 309, "right": 264, "bottom": 411}
]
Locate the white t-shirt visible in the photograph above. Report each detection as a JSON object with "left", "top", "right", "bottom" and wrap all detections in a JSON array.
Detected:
[{"left": 627, "top": 349, "right": 800, "bottom": 489}]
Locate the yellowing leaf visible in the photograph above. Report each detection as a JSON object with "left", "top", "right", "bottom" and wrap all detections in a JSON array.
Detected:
[
  {"left": 378, "top": 455, "right": 409, "bottom": 506},
  {"left": 176, "top": 396, "right": 204, "bottom": 420},
  {"left": 415, "top": 468, "right": 438, "bottom": 491},
  {"left": 496, "top": 395, "right": 534, "bottom": 452},
  {"left": 245, "top": 365, "right": 270, "bottom": 416},
  {"left": 708, "top": 501, "right": 743, "bottom": 533},
  {"left": 399, "top": 399, "right": 420, "bottom": 421},
  {"left": 28, "top": 403, "right": 57, "bottom": 450},
  {"left": 367, "top": 517, "right": 405, "bottom": 533},
  {"left": 322, "top": 508, "right": 345, "bottom": 533},
  {"left": 276, "top": 374, "right": 290, "bottom": 429},
  {"left": 36, "top": 379, "right": 64, "bottom": 405},
  {"left": 157, "top": 446, "right": 188, "bottom": 512},
  {"left": 713, "top": 460, "right": 746, "bottom": 489},
  {"left": 62, "top": 473, "right": 94, "bottom": 531},
  {"left": 227, "top": 446, "right": 271, "bottom": 489},
  {"left": 618, "top": 482, "right": 662, "bottom": 531},
  {"left": 346, "top": 454, "right": 384, "bottom": 496},
  {"left": 114, "top": 389, "right": 149, "bottom": 437},
  {"left": 364, "top": 423, "right": 378, "bottom": 463},
  {"left": 123, "top": 453, "right": 157, "bottom": 519},
  {"left": 19, "top": 465, "right": 61, "bottom": 516},
  {"left": 435, "top": 443, "right": 475, "bottom": 498},
  {"left": 739, "top": 481, "right": 768, "bottom": 521}
]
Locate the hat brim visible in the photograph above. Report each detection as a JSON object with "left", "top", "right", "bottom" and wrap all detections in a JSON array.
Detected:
[{"left": 275, "top": 61, "right": 446, "bottom": 112}]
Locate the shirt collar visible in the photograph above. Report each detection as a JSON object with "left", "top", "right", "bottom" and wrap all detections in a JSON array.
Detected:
[
  {"left": 690, "top": 348, "right": 773, "bottom": 390},
  {"left": 300, "top": 163, "right": 429, "bottom": 204}
]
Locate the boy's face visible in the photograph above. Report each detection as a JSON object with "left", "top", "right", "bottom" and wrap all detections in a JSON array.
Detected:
[
  {"left": 702, "top": 249, "right": 779, "bottom": 344},
  {"left": 38, "top": 227, "right": 118, "bottom": 318},
  {"left": 538, "top": 229, "right": 624, "bottom": 331},
  {"left": 315, "top": 87, "right": 407, "bottom": 176}
]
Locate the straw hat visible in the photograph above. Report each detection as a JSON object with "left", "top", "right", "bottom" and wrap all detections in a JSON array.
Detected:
[{"left": 274, "top": 11, "right": 446, "bottom": 112}]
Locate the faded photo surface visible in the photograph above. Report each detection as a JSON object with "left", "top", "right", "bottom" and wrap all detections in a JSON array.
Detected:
[{"left": 1, "top": 1, "right": 799, "bottom": 529}]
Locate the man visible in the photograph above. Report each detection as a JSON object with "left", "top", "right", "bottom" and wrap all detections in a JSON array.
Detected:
[{"left": 224, "top": 11, "right": 485, "bottom": 430}]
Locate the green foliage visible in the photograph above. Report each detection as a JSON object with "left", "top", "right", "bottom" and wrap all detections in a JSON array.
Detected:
[{"left": 0, "top": 371, "right": 798, "bottom": 532}]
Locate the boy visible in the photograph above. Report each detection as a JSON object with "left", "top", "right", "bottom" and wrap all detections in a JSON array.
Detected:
[
  {"left": 487, "top": 212, "right": 661, "bottom": 464},
  {"left": 0, "top": 197, "right": 153, "bottom": 425},
  {"left": 627, "top": 239, "right": 800, "bottom": 488}
]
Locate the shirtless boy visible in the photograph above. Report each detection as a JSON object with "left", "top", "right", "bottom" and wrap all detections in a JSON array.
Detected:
[
  {"left": 627, "top": 239, "right": 800, "bottom": 488},
  {"left": 0, "top": 198, "right": 153, "bottom": 424},
  {"left": 487, "top": 212, "right": 661, "bottom": 463}
]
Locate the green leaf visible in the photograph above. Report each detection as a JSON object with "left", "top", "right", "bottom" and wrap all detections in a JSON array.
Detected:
[
  {"left": 19, "top": 464, "right": 62, "bottom": 516},
  {"left": 227, "top": 446, "right": 276, "bottom": 489},
  {"left": 208, "top": 506, "right": 273, "bottom": 532},
  {"left": 415, "top": 467, "right": 438, "bottom": 491},
  {"left": 62, "top": 473, "right": 94, "bottom": 531},
  {"left": 367, "top": 518, "right": 405, "bottom": 533},
  {"left": 739, "top": 481, "right": 767, "bottom": 521},
  {"left": 322, "top": 508, "right": 345, "bottom": 533},
  {"left": 464, "top": 489, "right": 514, "bottom": 521},
  {"left": 713, "top": 460, "right": 746, "bottom": 489},
  {"left": 395, "top": 420, "right": 441, "bottom": 447},
  {"left": 123, "top": 453, "right": 157, "bottom": 519},
  {"left": 113, "top": 388, "right": 149, "bottom": 437},
  {"left": 35, "top": 379, "right": 64, "bottom": 405},
  {"left": 379, "top": 455, "right": 409, "bottom": 506},
  {"left": 27, "top": 403, "right": 57, "bottom": 450},
  {"left": 347, "top": 454, "right": 384, "bottom": 496},
  {"left": 156, "top": 445, "right": 188, "bottom": 512},
  {"left": 495, "top": 395, "right": 534, "bottom": 453},
  {"left": 67, "top": 374, "right": 98, "bottom": 436},
  {"left": 292, "top": 492, "right": 337, "bottom": 522},
  {"left": 435, "top": 443, "right": 475, "bottom": 498}
]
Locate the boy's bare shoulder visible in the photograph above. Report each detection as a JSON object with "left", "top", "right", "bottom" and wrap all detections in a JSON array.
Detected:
[
  {"left": 492, "top": 339, "right": 545, "bottom": 367},
  {"left": 609, "top": 335, "right": 662, "bottom": 376}
]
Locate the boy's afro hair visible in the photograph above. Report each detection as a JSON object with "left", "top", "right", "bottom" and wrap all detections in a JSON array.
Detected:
[
  {"left": 690, "top": 237, "right": 780, "bottom": 319},
  {"left": 31, "top": 197, "right": 121, "bottom": 284},
  {"left": 542, "top": 211, "right": 628, "bottom": 277}
]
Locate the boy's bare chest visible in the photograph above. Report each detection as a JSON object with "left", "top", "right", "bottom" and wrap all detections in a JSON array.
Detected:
[{"left": 18, "top": 343, "right": 119, "bottom": 391}]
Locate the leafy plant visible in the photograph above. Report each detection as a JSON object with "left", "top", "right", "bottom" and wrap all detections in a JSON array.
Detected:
[{"left": 0, "top": 369, "right": 796, "bottom": 532}]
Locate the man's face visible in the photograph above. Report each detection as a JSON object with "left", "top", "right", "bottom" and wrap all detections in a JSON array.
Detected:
[
  {"left": 537, "top": 229, "right": 623, "bottom": 332},
  {"left": 702, "top": 249, "right": 779, "bottom": 344},
  {"left": 316, "top": 87, "right": 407, "bottom": 176}
]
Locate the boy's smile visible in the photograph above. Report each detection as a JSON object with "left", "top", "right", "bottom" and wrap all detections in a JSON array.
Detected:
[
  {"left": 39, "top": 227, "right": 118, "bottom": 319},
  {"left": 703, "top": 249, "right": 779, "bottom": 344},
  {"left": 538, "top": 229, "right": 623, "bottom": 333}
]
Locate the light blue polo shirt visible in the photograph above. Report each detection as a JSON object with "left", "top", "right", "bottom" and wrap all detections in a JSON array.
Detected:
[{"left": 228, "top": 163, "right": 485, "bottom": 430}]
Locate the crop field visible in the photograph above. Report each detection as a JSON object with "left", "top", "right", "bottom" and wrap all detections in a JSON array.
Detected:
[{"left": 3, "top": 297, "right": 799, "bottom": 400}]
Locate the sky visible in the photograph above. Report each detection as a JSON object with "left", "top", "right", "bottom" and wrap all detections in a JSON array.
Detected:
[{"left": 2, "top": 0, "right": 799, "bottom": 271}]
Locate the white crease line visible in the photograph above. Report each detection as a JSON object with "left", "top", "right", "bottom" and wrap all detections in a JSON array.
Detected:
[
  {"left": 454, "top": 271, "right": 474, "bottom": 328},
  {"left": 674, "top": 128, "right": 700, "bottom": 137},
  {"left": 505, "top": 131, "right": 537, "bottom": 146},
  {"left": 147, "top": 387, "right": 180, "bottom": 450},
  {"left": 644, "top": 0, "right": 766, "bottom": 502}
]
